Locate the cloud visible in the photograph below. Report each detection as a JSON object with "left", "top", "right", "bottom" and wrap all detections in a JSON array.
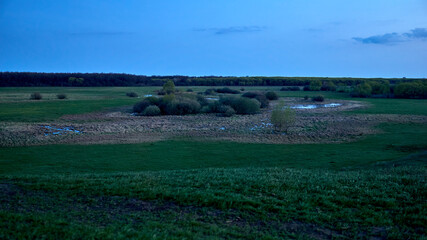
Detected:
[
  {"left": 353, "top": 28, "right": 427, "bottom": 44},
  {"left": 194, "top": 26, "right": 266, "bottom": 35}
]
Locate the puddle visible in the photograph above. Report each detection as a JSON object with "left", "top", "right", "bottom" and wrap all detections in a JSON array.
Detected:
[
  {"left": 42, "top": 125, "right": 82, "bottom": 136},
  {"left": 219, "top": 127, "right": 226, "bottom": 130},
  {"left": 250, "top": 121, "right": 273, "bottom": 131},
  {"left": 144, "top": 94, "right": 153, "bottom": 97},
  {"left": 290, "top": 103, "right": 342, "bottom": 109},
  {"left": 206, "top": 97, "right": 219, "bottom": 101}
]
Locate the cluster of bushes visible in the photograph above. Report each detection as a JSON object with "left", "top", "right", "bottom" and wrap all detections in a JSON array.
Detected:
[
  {"left": 204, "top": 87, "right": 240, "bottom": 95},
  {"left": 280, "top": 86, "right": 300, "bottom": 91},
  {"left": 133, "top": 94, "right": 262, "bottom": 117},
  {"left": 29, "top": 93, "right": 67, "bottom": 100},
  {"left": 394, "top": 81, "right": 427, "bottom": 99},
  {"left": 351, "top": 81, "right": 391, "bottom": 98},
  {"left": 311, "top": 95, "right": 325, "bottom": 102}
]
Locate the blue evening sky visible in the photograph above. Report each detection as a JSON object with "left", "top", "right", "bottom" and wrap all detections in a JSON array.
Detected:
[{"left": 1, "top": 0, "right": 426, "bottom": 77}]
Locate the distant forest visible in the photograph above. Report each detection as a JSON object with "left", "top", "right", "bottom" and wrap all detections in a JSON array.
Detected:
[{"left": 0, "top": 72, "right": 424, "bottom": 87}]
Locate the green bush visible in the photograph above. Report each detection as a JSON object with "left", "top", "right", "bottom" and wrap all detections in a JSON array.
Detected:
[
  {"left": 394, "top": 81, "right": 427, "bottom": 99},
  {"left": 271, "top": 102, "right": 295, "bottom": 133},
  {"left": 242, "top": 92, "right": 269, "bottom": 108},
  {"left": 30, "top": 92, "right": 42, "bottom": 100},
  {"left": 217, "top": 105, "right": 235, "bottom": 117},
  {"left": 142, "top": 105, "right": 161, "bottom": 116},
  {"left": 165, "top": 98, "right": 201, "bottom": 115},
  {"left": 186, "top": 89, "right": 193, "bottom": 92},
  {"left": 56, "top": 94, "right": 67, "bottom": 99},
  {"left": 280, "top": 86, "right": 300, "bottom": 91},
  {"left": 321, "top": 81, "right": 336, "bottom": 91},
  {"left": 215, "top": 87, "right": 240, "bottom": 94},
  {"left": 311, "top": 95, "right": 325, "bottom": 102},
  {"left": 265, "top": 91, "right": 279, "bottom": 100},
  {"left": 368, "top": 81, "right": 390, "bottom": 95},
  {"left": 351, "top": 83, "right": 372, "bottom": 98},
  {"left": 162, "top": 80, "right": 175, "bottom": 95},
  {"left": 126, "top": 92, "right": 138, "bottom": 98},
  {"left": 133, "top": 99, "right": 154, "bottom": 113},
  {"left": 309, "top": 80, "right": 322, "bottom": 91},
  {"left": 229, "top": 97, "right": 260, "bottom": 115}
]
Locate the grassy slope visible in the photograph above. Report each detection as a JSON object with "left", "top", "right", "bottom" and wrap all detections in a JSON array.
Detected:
[
  {"left": 0, "top": 87, "right": 426, "bottom": 239},
  {"left": 1, "top": 123, "right": 426, "bottom": 175}
]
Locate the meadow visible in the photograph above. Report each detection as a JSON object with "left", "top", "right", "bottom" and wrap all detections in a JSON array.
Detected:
[{"left": 0, "top": 86, "right": 426, "bottom": 239}]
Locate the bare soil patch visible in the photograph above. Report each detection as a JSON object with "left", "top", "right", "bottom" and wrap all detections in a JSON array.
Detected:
[{"left": 1, "top": 99, "right": 426, "bottom": 146}]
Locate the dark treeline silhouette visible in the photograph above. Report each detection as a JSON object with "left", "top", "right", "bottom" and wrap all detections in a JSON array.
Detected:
[{"left": 0, "top": 72, "right": 424, "bottom": 87}]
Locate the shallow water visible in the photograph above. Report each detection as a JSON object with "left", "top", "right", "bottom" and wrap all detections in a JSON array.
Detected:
[
  {"left": 43, "top": 125, "right": 81, "bottom": 136},
  {"left": 290, "top": 103, "right": 342, "bottom": 109}
]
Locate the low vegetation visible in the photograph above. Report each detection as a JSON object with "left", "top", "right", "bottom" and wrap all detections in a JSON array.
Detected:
[
  {"left": 125, "top": 92, "right": 138, "bottom": 98},
  {"left": 30, "top": 92, "right": 42, "bottom": 100},
  {"left": 56, "top": 93, "right": 67, "bottom": 99}
]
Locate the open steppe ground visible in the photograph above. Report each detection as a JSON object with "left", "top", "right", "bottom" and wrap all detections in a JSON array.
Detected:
[{"left": 0, "top": 86, "right": 426, "bottom": 239}]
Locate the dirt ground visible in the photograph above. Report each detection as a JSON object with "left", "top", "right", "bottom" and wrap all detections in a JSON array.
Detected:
[{"left": 1, "top": 99, "right": 426, "bottom": 146}]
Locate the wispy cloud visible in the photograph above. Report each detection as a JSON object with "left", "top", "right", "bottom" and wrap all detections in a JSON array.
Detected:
[
  {"left": 194, "top": 26, "right": 266, "bottom": 35},
  {"left": 353, "top": 28, "right": 427, "bottom": 44}
]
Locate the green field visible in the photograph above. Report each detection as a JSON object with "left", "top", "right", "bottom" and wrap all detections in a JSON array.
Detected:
[{"left": 0, "top": 87, "right": 426, "bottom": 239}]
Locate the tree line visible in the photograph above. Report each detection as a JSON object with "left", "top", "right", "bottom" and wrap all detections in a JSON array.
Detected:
[{"left": 1, "top": 72, "right": 424, "bottom": 87}]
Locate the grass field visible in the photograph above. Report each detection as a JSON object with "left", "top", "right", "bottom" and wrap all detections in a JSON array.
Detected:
[{"left": 0, "top": 87, "right": 426, "bottom": 239}]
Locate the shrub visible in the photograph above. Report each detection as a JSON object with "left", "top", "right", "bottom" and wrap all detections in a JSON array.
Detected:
[
  {"left": 311, "top": 95, "right": 325, "bottom": 102},
  {"left": 309, "top": 80, "right": 322, "bottom": 91},
  {"left": 229, "top": 97, "right": 260, "bottom": 115},
  {"left": 204, "top": 88, "right": 216, "bottom": 95},
  {"left": 162, "top": 80, "right": 175, "bottom": 95},
  {"left": 215, "top": 87, "right": 240, "bottom": 94},
  {"left": 126, "top": 92, "right": 138, "bottom": 98},
  {"left": 304, "top": 96, "right": 309, "bottom": 100},
  {"left": 133, "top": 99, "right": 153, "bottom": 113},
  {"left": 57, "top": 94, "right": 67, "bottom": 99},
  {"left": 265, "top": 91, "right": 278, "bottom": 100},
  {"left": 142, "top": 105, "right": 161, "bottom": 116},
  {"left": 280, "top": 86, "right": 300, "bottom": 91},
  {"left": 240, "top": 88, "right": 245, "bottom": 91},
  {"left": 217, "top": 105, "right": 235, "bottom": 117},
  {"left": 394, "top": 81, "right": 427, "bottom": 99},
  {"left": 271, "top": 102, "right": 295, "bottom": 133},
  {"left": 30, "top": 92, "right": 42, "bottom": 100},
  {"left": 321, "top": 81, "right": 336, "bottom": 91},
  {"left": 186, "top": 89, "right": 193, "bottom": 92},
  {"left": 196, "top": 95, "right": 209, "bottom": 107},
  {"left": 351, "top": 83, "right": 372, "bottom": 98},
  {"left": 165, "top": 98, "right": 201, "bottom": 115},
  {"left": 242, "top": 92, "right": 269, "bottom": 108},
  {"left": 303, "top": 86, "right": 310, "bottom": 91},
  {"left": 369, "top": 81, "right": 390, "bottom": 95}
]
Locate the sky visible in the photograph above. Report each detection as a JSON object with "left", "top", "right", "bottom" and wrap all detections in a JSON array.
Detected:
[{"left": 0, "top": 0, "right": 426, "bottom": 77}]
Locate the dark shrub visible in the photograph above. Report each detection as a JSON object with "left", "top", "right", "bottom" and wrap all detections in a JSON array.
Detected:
[
  {"left": 144, "top": 96, "right": 161, "bottom": 105},
  {"left": 320, "top": 81, "right": 336, "bottom": 91},
  {"left": 165, "top": 98, "right": 201, "bottom": 115},
  {"left": 265, "top": 91, "right": 278, "bottom": 100},
  {"left": 229, "top": 97, "right": 260, "bottom": 115},
  {"left": 133, "top": 99, "right": 153, "bottom": 113},
  {"left": 217, "top": 105, "right": 235, "bottom": 117},
  {"left": 312, "top": 95, "right": 325, "bottom": 102},
  {"left": 196, "top": 95, "right": 209, "bottom": 107},
  {"left": 303, "top": 86, "right": 310, "bottom": 91},
  {"left": 394, "top": 81, "right": 427, "bottom": 99},
  {"left": 30, "top": 92, "right": 42, "bottom": 100},
  {"left": 280, "top": 86, "right": 300, "bottom": 91},
  {"left": 304, "top": 96, "right": 309, "bottom": 100},
  {"left": 126, "top": 92, "right": 138, "bottom": 98},
  {"left": 216, "top": 87, "right": 240, "bottom": 94},
  {"left": 242, "top": 92, "right": 269, "bottom": 108},
  {"left": 186, "top": 89, "right": 193, "bottom": 92},
  {"left": 157, "top": 89, "right": 166, "bottom": 95},
  {"left": 240, "top": 88, "right": 245, "bottom": 91},
  {"left": 309, "top": 80, "right": 322, "bottom": 91},
  {"left": 368, "top": 81, "right": 390, "bottom": 95},
  {"left": 204, "top": 88, "right": 216, "bottom": 95},
  {"left": 351, "top": 83, "right": 372, "bottom": 98},
  {"left": 162, "top": 80, "right": 175, "bottom": 95},
  {"left": 142, "top": 105, "right": 161, "bottom": 116},
  {"left": 57, "top": 94, "right": 67, "bottom": 99}
]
